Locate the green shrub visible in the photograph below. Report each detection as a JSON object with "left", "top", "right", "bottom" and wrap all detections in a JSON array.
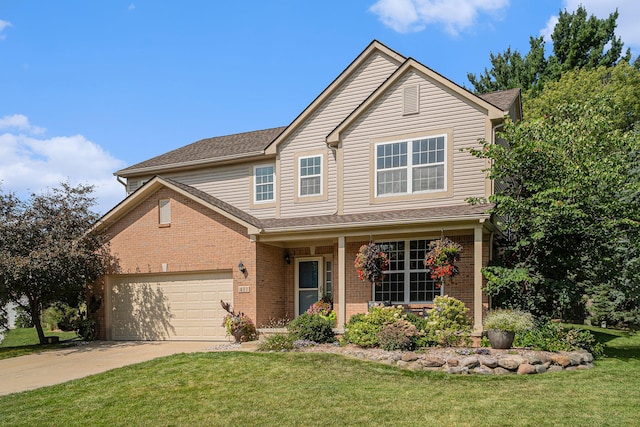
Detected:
[
  {"left": 287, "top": 313, "right": 334, "bottom": 343},
  {"left": 514, "top": 320, "right": 604, "bottom": 357},
  {"left": 42, "top": 305, "right": 64, "bottom": 330},
  {"left": 484, "top": 309, "right": 534, "bottom": 332},
  {"left": 258, "top": 333, "right": 295, "bottom": 351},
  {"left": 377, "top": 319, "right": 418, "bottom": 351},
  {"left": 14, "top": 307, "right": 33, "bottom": 329},
  {"left": 343, "top": 320, "right": 381, "bottom": 348},
  {"left": 423, "top": 296, "right": 472, "bottom": 347},
  {"left": 343, "top": 306, "right": 404, "bottom": 348}
]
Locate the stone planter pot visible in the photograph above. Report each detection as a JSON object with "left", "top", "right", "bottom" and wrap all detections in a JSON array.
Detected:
[{"left": 487, "top": 329, "right": 515, "bottom": 349}]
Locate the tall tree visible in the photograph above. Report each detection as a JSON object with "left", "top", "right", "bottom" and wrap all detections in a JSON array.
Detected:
[
  {"left": 469, "top": 63, "right": 640, "bottom": 322},
  {"left": 0, "top": 183, "right": 112, "bottom": 344},
  {"left": 468, "top": 6, "right": 634, "bottom": 94}
]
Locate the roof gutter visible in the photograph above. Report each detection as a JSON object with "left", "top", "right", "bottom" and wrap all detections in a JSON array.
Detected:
[
  {"left": 115, "top": 150, "right": 268, "bottom": 177},
  {"left": 261, "top": 213, "right": 491, "bottom": 234}
]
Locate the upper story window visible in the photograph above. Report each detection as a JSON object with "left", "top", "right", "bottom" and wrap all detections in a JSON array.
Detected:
[
  {"left": 375, "top": 134, "right": 446, "bottom": 197},
  {"left": 254, "top": 164, "right": 275, "bottom": 203},
  {"left": 299, "top": 155, "right": 322, "bottom": 197}
]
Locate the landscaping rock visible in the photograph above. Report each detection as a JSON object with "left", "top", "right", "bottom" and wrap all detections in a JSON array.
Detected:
[
  {"left": 473, "top": 366, "right": 494, "bottom": 375},
  {"left": 401, "top": 352, "right": 419, "bottom": 362},
  {"left": 295, "top": 344, "right": 597, "bottom": 376},
  {"left": 577, "top": 363, "right": 594, "bottom": 370},
  {"left": 568, "top": 353, "right": 583, "bottom": 366},
  {"left": 551, "top": 355, "right": 571, "bottom": 367},
  {"left": 517, "top": 363, "right": 537, "bottom": 375},
  {"left": 579, "top": 351, "right": 594, "bottom": 363},
  {"left": 478, "top": 355, "right": 498, "bottom": 368},
  {"left": 460, "top": 356, "right": 479, "bottom": 368},
  {"left": 498, "top": 357, "right": 521, "bottom": 371},
  {"left": 493, "top": 367, "right": 513, "bottom": 375},
  {"left": 421, "top": 356, "right": 446, "bottom": 367},
  {"left": 526, "top": 354, "right": 543, "bottom": 365}
]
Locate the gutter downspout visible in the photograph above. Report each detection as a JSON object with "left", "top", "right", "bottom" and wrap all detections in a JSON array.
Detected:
[{"left": 116, "top": 175, "right": 127, "bottom": 189}]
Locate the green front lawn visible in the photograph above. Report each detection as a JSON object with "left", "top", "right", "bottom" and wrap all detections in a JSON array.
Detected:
[
  {"left": 0, "top": 328, "right": 80, "bottom": 359},
  {"left": 0, "top": 327, "right": 638, "bottom": 426}
]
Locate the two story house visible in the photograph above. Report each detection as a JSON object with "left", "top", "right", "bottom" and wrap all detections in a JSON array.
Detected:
[{"left": 92, "top": 40, "right": 521, "bottom": 341}]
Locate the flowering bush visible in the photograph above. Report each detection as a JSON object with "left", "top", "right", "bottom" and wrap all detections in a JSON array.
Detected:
[
  {"left": 307, "top": 300, "right": 337, "bottom": 326},
  {"left": 354, "top": 243, "right": 389, "bottom": 285},
  {"left": 424, "top": 238, "right": 462, "bottom": 282}
]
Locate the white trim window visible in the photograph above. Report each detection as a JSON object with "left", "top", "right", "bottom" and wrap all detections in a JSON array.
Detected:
[
  {"left": 375, "top": 135, "right": 446, "bottom": 196},
  {"left": 373, "top": 239, "right": 441, "bottom": 304},
  {"left": 254, "top": 164, "right": 275, "bottom": 203},
  {"left": 299, "top": 155, "right": 322, "bottom": 197}
]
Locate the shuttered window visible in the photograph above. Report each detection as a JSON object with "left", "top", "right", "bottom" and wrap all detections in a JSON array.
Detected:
[
  {"left": 159, "top": 199, "right": 171, "bottom": 225},
  {"left": 403, "top": 84, "right": 419, "bottom": 115}
]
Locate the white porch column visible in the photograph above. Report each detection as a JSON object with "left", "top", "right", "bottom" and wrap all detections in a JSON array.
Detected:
[
  {"left": 338, "top": 236, "right": 346, "bottom": 329},
  {"left": 473, "top": 226, "right": 484, "bottom": 334}
]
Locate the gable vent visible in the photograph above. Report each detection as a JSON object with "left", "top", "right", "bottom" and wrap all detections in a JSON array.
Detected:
[{"left": 403, "top": 84, "right": 419, "bottom": 115}]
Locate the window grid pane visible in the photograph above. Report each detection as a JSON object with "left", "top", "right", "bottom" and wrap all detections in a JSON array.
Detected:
[
  {"left": 412, "top": 164, "right": 445, "bottom": 192},
  {"left": 255, "top": 166, "right": 274, "bottom": 202},
  {"left": 376, "top": 136, "right": 445, "bottom": 197},
  {"left": 300, "top": 176, "right": 321, "bottom": 196},
  {"left": 299, "top": 156, "right": 322, "bottom": 196},
  {"left": 373, "top": 239, "right": 439, "bottom": 304}
]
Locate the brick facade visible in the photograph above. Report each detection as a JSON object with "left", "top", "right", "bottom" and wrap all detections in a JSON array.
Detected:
[
  {"left": 95, "top": 187, "right": 259, "bottom": 339},
  {"left": 93, "top": 186, "right": 491, "bottom": 339}
]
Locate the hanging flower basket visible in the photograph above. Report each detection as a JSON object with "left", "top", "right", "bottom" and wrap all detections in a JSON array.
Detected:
[
  {"left": 424, "top": 238, "right": 462, "bottom": 285},
  {"left": 354, "top": 243, "right": 389, "bottom": 285}
]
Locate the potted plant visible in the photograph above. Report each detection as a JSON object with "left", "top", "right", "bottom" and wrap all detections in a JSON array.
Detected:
[
  {"left": 483, "top": 309, "right": 534, "bottom": 349},
  {"left": 354, "top": 243, "right": 389, "bottom": 285},
  {"left": 220, "top": 300, "right": 257, "bottom": 342},
  {"left": 424, "top": 238, "right": 462, "bottom": 287}
]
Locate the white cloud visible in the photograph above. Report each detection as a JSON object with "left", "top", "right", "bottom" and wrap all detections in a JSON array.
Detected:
[
  {"left": 0, "top": 114, "right": 46, "bottom": 134},
  {"left": 543, "top": 1, "right": 640, "bottom": 51},
  {"left": 0, "top": 116, "right": 127, "bottom": 215},
  {"left": 128, "top": 3, "right": 136, "bottom": 11},
  {"left": 370, "top": 0, "right": 509, "bottom": 35},
  {"left": 540, "top": 15, "right": 558, "bottom": 42},
  {"left": 0, "top": 19, "right": 11, "bottom": 40}
]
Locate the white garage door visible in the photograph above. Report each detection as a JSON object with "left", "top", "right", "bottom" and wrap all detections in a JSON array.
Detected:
[{"left": 108, "top": 272, "right": 233, "bottom": 341}]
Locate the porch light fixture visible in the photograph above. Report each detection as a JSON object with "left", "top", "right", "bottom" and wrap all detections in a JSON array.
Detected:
[
  {"left": 238, "top": 261, "right": 247, "bottom": 274},
  {"left": 284, "top": 253, "right": 291, "bottom": 265}
]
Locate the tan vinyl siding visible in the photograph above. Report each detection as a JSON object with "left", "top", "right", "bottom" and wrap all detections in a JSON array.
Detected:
[
  {"left": 342, "top": 71, "right": 490, "bottom": 214},
  {"left": 164, "top": 164, "right": 276, "bottom": 219},
  {"left": 278, "top": 52, "right": 400, "bottom": 219}
]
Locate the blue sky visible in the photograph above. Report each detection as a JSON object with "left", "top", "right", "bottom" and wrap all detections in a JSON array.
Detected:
[{"left": 1, "top": 0, "right": 639, "bottom": 214}]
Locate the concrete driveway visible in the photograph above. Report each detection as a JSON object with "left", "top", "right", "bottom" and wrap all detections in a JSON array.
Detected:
[{"left": 0, "top": 341, "right": 227, "bottom": 396}]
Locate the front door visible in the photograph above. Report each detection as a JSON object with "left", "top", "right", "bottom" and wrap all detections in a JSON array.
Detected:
[{"left": 296, "top": 257, "right": 323, "bottom": 316}]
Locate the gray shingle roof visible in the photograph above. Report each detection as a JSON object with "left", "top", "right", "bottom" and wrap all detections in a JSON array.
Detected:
[
  {"left": 116, "top": 126, "right": 287, "bottom": 176},
  {"left": 259, "top": 204, "right": 492, "bottom": 231},
  {"left": 163, "top": 177, "right": 492, "bottom": 232},
  {"left": 478, "top": 88, "right": 521, "bottom": 111},
  {"left": 163, "top": 177, "right": 264, "bottom": 229}
]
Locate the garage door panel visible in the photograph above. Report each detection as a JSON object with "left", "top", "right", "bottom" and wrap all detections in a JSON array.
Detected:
[{"left": 109, "top": 272, "right": 233, "bottom": 341}]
